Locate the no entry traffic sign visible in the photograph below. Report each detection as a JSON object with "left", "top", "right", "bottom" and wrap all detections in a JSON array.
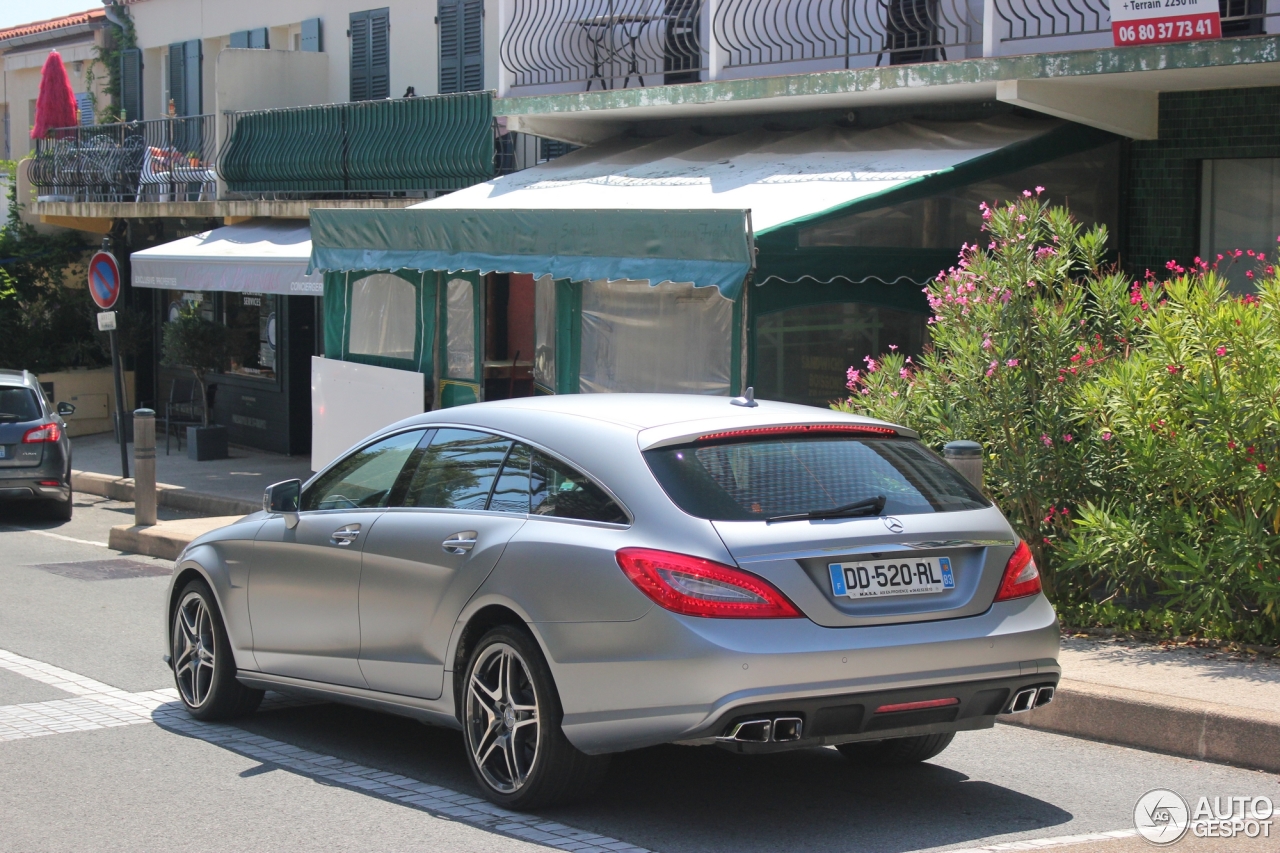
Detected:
[
  {"left": 1111, "top": 0, "right": 1221, "bottom": 46},
  {"left": 88, "top": 250, "right": 121, "bottom": 310}
]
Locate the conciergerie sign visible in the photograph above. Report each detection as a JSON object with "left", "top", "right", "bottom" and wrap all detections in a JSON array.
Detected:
[{"left": 1111, "top": 0, "right": 1222, "bottom": 46}]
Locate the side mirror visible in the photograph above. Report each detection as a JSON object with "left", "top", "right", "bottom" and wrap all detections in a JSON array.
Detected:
[
  {"left": 264, "top": 479, "right": 302, "bottom": 529},
  {"left": 56, "top": 402, "right": 75, "bottom": 417}
]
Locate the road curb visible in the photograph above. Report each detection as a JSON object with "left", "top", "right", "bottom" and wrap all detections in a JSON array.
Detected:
[
  {"left": 107, "top": 516, "right": 244, "bottom": 561},
  {"left": 72, "top": 470, "right": 258, "bottom": 517},
  {"left": 1001, "top": 678, "right": 1280, "bottom": 774}
]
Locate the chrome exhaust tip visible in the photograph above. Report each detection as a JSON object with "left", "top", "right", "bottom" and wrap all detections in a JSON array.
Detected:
[
  {"left": 718, "top": 719, "right": 772, "bottom": 743},
  {"left": 1035, "top": 686, "right": 1055, "bottom": 708},
  {"left": 772, "top": 717, "right": 803, "bottom": 742},
  {"left": 1007, "top": 688, "right": 1038, "bottom": 714}
]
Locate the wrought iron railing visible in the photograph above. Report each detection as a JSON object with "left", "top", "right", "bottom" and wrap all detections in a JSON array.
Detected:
[
  {"left": 502, "top": 0, "right": 706, "bottom": 89},
  {"left": 29, "top": 114, "right": 217, "bottom": 203},
  {"left": 993, "top": 0, "right": 1277, "bottom": 41},
  {"left": 220, "top": 92, "right": 496, "bottom": 197},
  {"left": 714, "top": 0, "right": 981, "bottom": 68}
]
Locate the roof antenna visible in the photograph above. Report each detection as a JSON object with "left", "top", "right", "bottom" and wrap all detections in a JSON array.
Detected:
[{"left": 730, "top": 386, "right": 758, "bottom": 408}]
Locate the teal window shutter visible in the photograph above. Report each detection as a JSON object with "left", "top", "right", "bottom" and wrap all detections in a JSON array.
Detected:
[
  {"left": 120, "top": 47, "right": 142, "bottom": 122},
  {"left": 249, "top": 27, "right": 269, "bottom": 49},
  {"left": 439, "top": 0, "right": 482, "bottom": 94},
  {"left": 183, "top": 39, "right": 202, "bottom": 114},
  {"left": 350, "top": 9, "right": 388, "bottom": 100},
  {"left": 301, "top": 18, "right": 322, "bottom": 52},
  {"left": 230, "top": 31, "right": 249, "bottom": 48},
  {"left": 350, "top": 11, "right": 370, "bottom": 100}
]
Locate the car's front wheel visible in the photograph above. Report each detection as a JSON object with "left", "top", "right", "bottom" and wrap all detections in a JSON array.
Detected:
[
  {"left": 171, "top": 578, "right": 263, "bottom": 720},
  {"left": 837, "top": 732, "right": 955, "bottom": 766},
  {"left": 462, "top": 625, "right": 609, "bottom": 809}
]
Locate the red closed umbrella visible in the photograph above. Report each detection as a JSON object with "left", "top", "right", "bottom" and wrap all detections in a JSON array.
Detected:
[{"left": 31, "top": 50, "right": 78, "bottom": 139}]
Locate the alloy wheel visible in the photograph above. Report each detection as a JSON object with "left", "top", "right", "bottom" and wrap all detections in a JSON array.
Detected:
[
  {"left": 465, "top": 643, "right": 541, "bottom": 794},
  {"left": 173, "top": 591, "right": 216, "bottom": 708}
]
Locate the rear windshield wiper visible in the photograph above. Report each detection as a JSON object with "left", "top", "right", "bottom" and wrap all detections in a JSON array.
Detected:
[{"left": 766, "top": 495, "right": 887, "bottom": 524}]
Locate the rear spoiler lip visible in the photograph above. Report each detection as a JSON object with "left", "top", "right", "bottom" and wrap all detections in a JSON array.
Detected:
[{"left": 638, "top": 419, "right": 919, "bottom": 452}]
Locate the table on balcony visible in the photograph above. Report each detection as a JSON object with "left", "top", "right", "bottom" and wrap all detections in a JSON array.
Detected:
[{"left": 572, "top": 13, "right": 661, "bottom": 90}]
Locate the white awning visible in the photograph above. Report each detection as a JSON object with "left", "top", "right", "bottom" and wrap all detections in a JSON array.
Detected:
[
  {"left": 131, "top": 220, "right": 322, "bottom": 295},
  {"left": 416, "top": 115, "right": 1060, "bottom": 235}
]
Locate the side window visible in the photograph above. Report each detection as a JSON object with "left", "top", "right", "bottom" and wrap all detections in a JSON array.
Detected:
[
  {"left": 301, "top": 430, "right": 424, "bottom": 511},
  {"left": 488, "top": 443, "right": 532, "bottom": 513},
  {"left": 531, "top": 452, "right": 627, "bottom": 524},
  {"left": 402, "top": 429, "right": 512, "bottom": 510}
]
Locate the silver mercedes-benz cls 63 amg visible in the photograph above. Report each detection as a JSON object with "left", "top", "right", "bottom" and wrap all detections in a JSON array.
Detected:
[{"left": 164, "top": 393, "right": 1058, "bottom": 809}]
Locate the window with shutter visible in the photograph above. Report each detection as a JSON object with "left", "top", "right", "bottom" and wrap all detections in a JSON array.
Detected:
[
  {"left": 183, "top": 39, "right": 202, "bottom": 114},
  {"left": 301, "top": 18, "right": 323, "bottom": 52},
  {"left": 249, "top": 27, "right": 269, "bottom": 49},
  {"left": 167, "top": 42, "right": 185, "bottom": 115},
  {"left": 439, "top": 0, "right": 482, "bottom": 93},
  {"left": 350, "top": 9, "right": 389, "bottom": 100},
  {"left": 120, "top": 47, "right": 142, "bottom": 122},
  {"left": 230, "top": 31, "right": 249, "bottom": 48}
]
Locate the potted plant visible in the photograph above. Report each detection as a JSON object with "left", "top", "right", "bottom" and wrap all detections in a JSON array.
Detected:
[
  {"left": 187, "top": 151, "right": 200, "bottom": 167},
  {"left": 161, "top": 301, "right": 231, "bottom": 460}
]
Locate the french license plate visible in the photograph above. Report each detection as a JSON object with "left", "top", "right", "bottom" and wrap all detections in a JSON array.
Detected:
[{"left": 828, "top": 557, "right": 955, "bottom": 599}]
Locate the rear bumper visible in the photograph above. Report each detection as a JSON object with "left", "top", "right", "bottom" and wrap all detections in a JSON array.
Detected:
[
  {"left": 538, "top": 594, "right": 1059, "bottom": 754},
  {"left": 0, "top": 455, "right": 71, "bottom": 501}
]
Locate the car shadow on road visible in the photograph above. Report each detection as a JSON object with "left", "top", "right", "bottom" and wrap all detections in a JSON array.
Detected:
[{"left": 216, "top": 701, "right": 1073, "bottom": 853}]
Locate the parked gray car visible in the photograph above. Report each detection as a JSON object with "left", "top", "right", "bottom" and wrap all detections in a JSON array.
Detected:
[
  {"left": 0, "top": 369, "right": 75, "bottom": 520},
  {"left": 165, "top": 393, "right": 1058, "bottom": 808}
]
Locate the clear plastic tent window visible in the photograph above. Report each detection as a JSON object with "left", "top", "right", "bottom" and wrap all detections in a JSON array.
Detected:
[
  {"left": 348, "top": 273, "right": 417, "bottom": 360},
  {"left": 579, "top": 279, "right": 732, "bottom": 395},
  {"left": 446, "top": 277, "right": 477, "bottom": 379},
  {"left": 534, "top": 275, "right": 556, "bottom": 390}
]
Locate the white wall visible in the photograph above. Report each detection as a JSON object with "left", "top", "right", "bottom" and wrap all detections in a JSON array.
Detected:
[
  {"left": 311, "top": 356, "right": 424, "bottom": 472},
  {"left": 129, "top": 0, "right": 500, "bottom": 115}
]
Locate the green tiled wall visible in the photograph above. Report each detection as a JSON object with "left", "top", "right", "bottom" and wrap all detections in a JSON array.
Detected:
[{"left": 1124, "top": 86, "right": 1280, "bottom": 274}]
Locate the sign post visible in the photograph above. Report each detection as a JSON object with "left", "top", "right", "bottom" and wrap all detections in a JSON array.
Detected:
[
  {"left": 89, "top": 242, "right": 128, "bottom": 479},
  {"left": 1111, "top": 0, "right": 1221, "bottom": 46}
]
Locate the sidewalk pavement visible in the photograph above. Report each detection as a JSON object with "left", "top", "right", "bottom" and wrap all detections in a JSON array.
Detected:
[{"left": 1006, "top": 637, "right": 1280, "bottom": 774}]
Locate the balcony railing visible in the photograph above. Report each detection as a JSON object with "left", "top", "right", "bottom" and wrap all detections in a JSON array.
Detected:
[
  {"left": 29, "top": 114, "right": 217, "bottom": 203},
  {"left": 995, "top": 0, "right": 1276, "bottom": 41},
  {"left": 502, "top": 0, "right": 706, "bottom": 89},
  {"left": 220, "top": 92, "right": 496, "bottom": 198}
]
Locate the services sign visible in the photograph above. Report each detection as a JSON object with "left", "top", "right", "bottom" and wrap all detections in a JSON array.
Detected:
[{"left": 1111, "top": 0, "right": 1222, "bottom": 46}]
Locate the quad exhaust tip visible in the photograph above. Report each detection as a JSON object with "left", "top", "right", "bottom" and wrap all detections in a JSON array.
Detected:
[
  {"left": 718, "top": 716, "right": 804, "bottom": 743},
  {"left": 1006, "top": 685, "right": 1055, "bottom": 714}
]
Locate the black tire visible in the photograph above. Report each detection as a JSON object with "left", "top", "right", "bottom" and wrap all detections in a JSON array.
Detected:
[
  {"left": 461, "top": 625, "right": 610, "bottom": 810},
  {"left": 837, "top": 732, "right": 955, "bottom": 766},
  {"left": 47, "top": 491, "right": 72, "bottom": 521},
  {"left": 171, "top": 579, "right": 263, "bottom": 721}
]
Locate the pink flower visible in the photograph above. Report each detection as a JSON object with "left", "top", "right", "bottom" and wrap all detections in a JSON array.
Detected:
[
  {"left": 888, "top": 344, "right": 898, "bottom": 351},
  {"left": 1228, "top": 440, "right": 1237, "bottom": 450},
  {"left": 1063, "top": 434, "right": 1073, "bottom": 443},
  {"left": 982, "top": 336, "right": 993, "bottom": 350},
  {"left": 860, "top": 388, "right": 871, "bottom": 396},
  {"left": 1035, "top": 186, "right": 1045, "bottom": 194},
  {"left": 1041, "top": 434, "right": 1053, "bottom": 447},
  {"left": 1246, "top": 270, "right": 1254, "bottom": 279},
  {"left": 846, "top": 368, "right": 861, "bottom": 386},
  {"left": 1259, "top": 463, "right": 1268, "bottom": 473},
  {"left": 1006, "top": 359, "right": 1019, "bottom": 368},
  {"left": 905, "top": 356, "right": 913, "bottom": 365},
  {"left": 1101, "top": 432, "right": 1113, "bottom": 441},
  {"left": 1167, "top": 365, "right": 1181, "bottom": 374},
  {"left": 1216, "top": 346, "right": 1227, "bottom": 357},
  {"left": 863, "top": 355, "right": 878, "bottom": 372},
  {"left": 899, "top": 368, "right": 911, "bottom": 379}
]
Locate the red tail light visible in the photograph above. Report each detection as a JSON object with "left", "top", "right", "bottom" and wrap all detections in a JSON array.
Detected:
[
  {"left": 616, "top": 548, "right": 802, "bottom": 619},
  {"left": 22, "top": 423, "right": 61, "bottom": 443},
  {"left": 994, "top": 541, "right": 1042, "bottom": 601}
]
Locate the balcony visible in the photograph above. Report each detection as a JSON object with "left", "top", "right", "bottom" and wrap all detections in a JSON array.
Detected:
[
  {"left": 497, "top": 0, "right": 1280, "bottom": 95},
  {"left": 26, "top": 91, "right": 551, "bottom": 221}
]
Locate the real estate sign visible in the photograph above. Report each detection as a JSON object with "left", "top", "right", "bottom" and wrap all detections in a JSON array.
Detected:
[{"left": 1111, "top": 0, "right": 1222, "bottom": 46}]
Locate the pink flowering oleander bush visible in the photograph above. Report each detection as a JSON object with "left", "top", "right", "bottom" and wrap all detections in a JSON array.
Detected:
[{"left": 834, "top": 193, "right": 1280, "bottom": 644}]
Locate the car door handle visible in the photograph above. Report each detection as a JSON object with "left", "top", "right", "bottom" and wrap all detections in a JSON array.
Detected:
[
  {"left": 331, "top": 523, "right": 361, "bottom": 546},
  {"left": 442, "top": 531, "right": 478, "bottom": 554}
]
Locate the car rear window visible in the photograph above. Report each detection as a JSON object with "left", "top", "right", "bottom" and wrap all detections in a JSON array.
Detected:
[
  {"left": 0, "top": 387, "right": 41, "bottom": 423},
  {"left": 644, "top": 436, "right": 989, "bottom": 521}
]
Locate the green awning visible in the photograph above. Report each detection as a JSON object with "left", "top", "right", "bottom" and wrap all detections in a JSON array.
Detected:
[{"left": 310, "top": 208, "right": 756, "bottom": 298}]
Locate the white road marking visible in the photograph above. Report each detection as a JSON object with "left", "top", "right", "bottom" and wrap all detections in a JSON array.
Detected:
[
  {"left": 945, "top": 829, "right": 1140, "bottom": 852},
  {"left": 0, "top": 648, "right": 650, "bottom": 853},
  {"left": 0, "top": 526, "right": 109, "bottom": 548}
]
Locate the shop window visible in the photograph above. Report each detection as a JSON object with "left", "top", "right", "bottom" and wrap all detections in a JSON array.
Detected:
[
  {"left": 580, "top": 280, "right": 733, "bottom": 395},
  {"left": 349, "top": 273, "right": 417, "bottom": 361},
  {"left": 800, "top": 143, "right": 1120, "bottom": 249},
  {"left": 1201, "top": 158, "right": 1280, "bottom": 293},
  {"left": 223, "top": 293, "right": 278, "bottom": 381},
  {"left": 755, "top": 302, "right": 926, "bottom": 408},
  {"left": 446, "top": 277, "right": 476, "bottom": 378},
  {"left": 166, "top": 291, "right": 214, "bottom": 323}
]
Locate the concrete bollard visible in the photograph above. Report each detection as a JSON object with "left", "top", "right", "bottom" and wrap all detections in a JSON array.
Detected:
[
  {"left": 133, "top": 408, "right": 157, "bottom": 527},
  {"left": 944, "top": 440, "right": 984, "bottom": 491}
]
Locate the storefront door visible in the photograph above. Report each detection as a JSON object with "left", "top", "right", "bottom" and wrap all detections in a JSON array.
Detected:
[{"left": 438, "top": 272, "right": 483, "bottom": 407}]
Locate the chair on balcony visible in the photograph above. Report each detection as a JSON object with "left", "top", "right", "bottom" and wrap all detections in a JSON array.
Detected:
[{"left": 163, "top": 376, "right": 204, "bottom": 455}]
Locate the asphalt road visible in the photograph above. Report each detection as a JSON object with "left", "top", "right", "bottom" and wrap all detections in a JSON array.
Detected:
[{"left": 1, "top": 497, "right": 1277, "bottom": 853}]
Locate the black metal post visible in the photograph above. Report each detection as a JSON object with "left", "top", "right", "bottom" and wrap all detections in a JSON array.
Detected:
[{"left": 110, "top": 327, "right": 129, "bottom": 480}]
